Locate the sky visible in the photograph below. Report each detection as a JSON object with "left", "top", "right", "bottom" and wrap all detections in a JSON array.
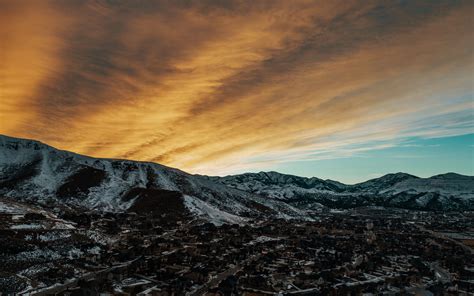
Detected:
[{"left": 0, "top": 0, "right": 473, "bottom": 183}]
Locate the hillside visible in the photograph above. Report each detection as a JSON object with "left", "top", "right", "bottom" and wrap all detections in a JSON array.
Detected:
[{"left": 1, "top": 134, "right": 473, "bottom": 226}]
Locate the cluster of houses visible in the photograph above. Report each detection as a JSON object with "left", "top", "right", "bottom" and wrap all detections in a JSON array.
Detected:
[{"left": 1, "top": 199, "right": 473, "bottom": 295}]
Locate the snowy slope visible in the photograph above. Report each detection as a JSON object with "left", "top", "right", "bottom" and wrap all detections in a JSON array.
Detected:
[
  {"left": 207, "top": 171, "right": 347, "bottom": 200},
  {"left": 0, "top": 135, "right": 308, "bottom": 223},
  {"left": 1, "top": 134, "right": 472, "bottom": 218},
  {"left": 212, "top": 171, "right": 474, "bottom": 211}
]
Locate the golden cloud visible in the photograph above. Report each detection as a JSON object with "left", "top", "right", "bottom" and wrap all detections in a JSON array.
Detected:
[{"left": 1, "top": 0, "right": 472, "bottom": 175}]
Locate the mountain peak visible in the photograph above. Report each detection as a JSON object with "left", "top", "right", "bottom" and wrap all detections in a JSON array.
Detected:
[
  {"left": 0, "top": 134, "right": 310, "bottom": 224},
  {"left": 429, "top": 172, "right": 472, "bottom": 180},
  {"left": 0, "top": 134, "right": 47, "bottom": 150},
  {"left": 380, "top": 172, "right": 419, "bottom": 179}
]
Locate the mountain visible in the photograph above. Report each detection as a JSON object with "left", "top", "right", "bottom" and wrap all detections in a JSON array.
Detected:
[
  {"left": 1, "top": 135, "right": 473, "bottom": 224},
  {"left": 348, "top": 172, "right": 419, "bottom": 193},
  {"left": 205, "top": 171, "right": 347, "bottom": 204},
  {"left": 0, "top": 135, "right": 307, "bottom": 224},
  {"left": 212, "top": 171, "right": 474, "bottom": 211}
]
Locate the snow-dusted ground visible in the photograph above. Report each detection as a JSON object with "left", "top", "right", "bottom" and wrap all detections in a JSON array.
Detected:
[
  {"left": 10, "top": 223, "right": 44, "bottom": 230},
  {"left": 183, "top": 195, "right": 248, "bottom": 225},
  {"left": 0, "top": 200, "right": 28, "bottom": 214}
]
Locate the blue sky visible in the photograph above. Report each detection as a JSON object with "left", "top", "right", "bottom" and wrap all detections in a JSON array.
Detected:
[{"left": 270, "top": 133, "right": 474, "bottom": 184}]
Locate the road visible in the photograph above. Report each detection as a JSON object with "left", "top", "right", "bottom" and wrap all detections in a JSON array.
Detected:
[{"left": 415, "top": 224, "right": 473, "bottom": 255}]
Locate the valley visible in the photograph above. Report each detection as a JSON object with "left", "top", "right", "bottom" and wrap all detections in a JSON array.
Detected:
[{"left": 1, "top": 135, "right": 473, "bottom": 295}]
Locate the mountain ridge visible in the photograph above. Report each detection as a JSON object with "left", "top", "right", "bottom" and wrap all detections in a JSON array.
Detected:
[
  {"left": 1, "top": 134, "right": 473, "bottom": 223},
  {"left": 0, "top": 134, "right": 310, "bottom": 224},
  {"left": 3, "top": 134, "right": 469, "bottom": 186},
  {"left": 210, "top": 170, "right": 473, "bottom": 187}
]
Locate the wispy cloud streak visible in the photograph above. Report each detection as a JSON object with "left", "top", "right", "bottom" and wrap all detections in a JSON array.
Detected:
[{"left": 0, "top": 0, "right": 472, "bottom": 175}]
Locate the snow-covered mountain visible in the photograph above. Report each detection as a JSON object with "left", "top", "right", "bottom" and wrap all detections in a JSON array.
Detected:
[
  {"left": 208, "top": 171, "right": 347, "bottom": 197},
  {"left": 1, "top": 135, "right": 473, "bottom": 225},
  {"left": 0, "top": 135, "right": 307, "bottom": 224},
  {"left": 212, "top": 171, "right": 474, "bottom": 211}
]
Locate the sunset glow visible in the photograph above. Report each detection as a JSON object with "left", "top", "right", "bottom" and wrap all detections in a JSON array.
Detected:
[{"left": 1, "top": 0, "right": 473, "bottom": 182}]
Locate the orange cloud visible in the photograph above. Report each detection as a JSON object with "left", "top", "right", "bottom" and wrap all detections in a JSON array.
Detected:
[{"left": 1, "top": 0, "right": 472, "bottom": 175}]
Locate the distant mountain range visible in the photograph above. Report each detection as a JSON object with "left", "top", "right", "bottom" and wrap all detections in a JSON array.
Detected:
[
  {"left": 209, "top": 171, "right": 473, "bottom": 212},
  {"left": 1, "top": 135, "right": 472, "bottom": 224}
]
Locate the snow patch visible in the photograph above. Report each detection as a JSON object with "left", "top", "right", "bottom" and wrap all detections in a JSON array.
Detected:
[
  {"left": 11, "top": 223, "right": 44, "bottom": 230},
  {"left": 183, "top": 195, "right": 247, "bottom": 225}
]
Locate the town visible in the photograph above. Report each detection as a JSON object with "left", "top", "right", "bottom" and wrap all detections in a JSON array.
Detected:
[{"left": 1, "top": 199, "right": 473, "bottom": 295}]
